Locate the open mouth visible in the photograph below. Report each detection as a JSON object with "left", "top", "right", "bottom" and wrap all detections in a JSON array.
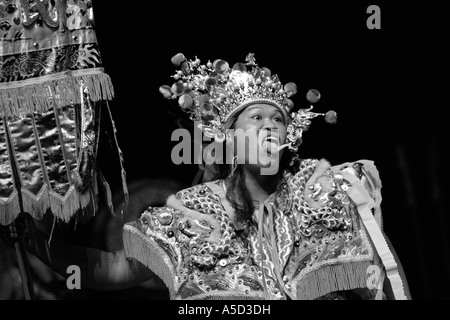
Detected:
[
  {"left": 263, "top": 136, "right": 279, "bottom": 149},
  {"left": 261, "top": 135, "right": 280, "bottom": 156}
]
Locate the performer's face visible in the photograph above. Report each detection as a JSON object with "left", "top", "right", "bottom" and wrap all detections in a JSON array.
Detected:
[{"left": 232, "top": 103, "right": 287, "bottom": 172}]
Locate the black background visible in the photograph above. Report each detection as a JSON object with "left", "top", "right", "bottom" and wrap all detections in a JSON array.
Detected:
[{"left": 93, "top": 1, "right": 449, "bottom": 299}]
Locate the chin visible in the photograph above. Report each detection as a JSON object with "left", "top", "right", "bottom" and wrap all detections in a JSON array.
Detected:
[
  {"left": 257, "top": 156, "right": 281, "bottom": 174},
  {"left": 258, "top": 158, "right": 273, "bottom": 168},
  {"left": 259, "top": 152, "right": 280, "bottom": 166}
]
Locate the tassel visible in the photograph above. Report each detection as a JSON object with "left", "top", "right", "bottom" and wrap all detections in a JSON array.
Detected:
[
  {"left": 0, "top": 189, "right": 21, "bottom": 226},
  {"left": 72, "top": 187, "right": 97, "bottom": 225},
  {"left": 98, "top": 169, "right": 114, "bottom": 215},
  {"left": 103, "top": 101, "right": 128, "bottom": 215},
  {"left": 121, "top": 167, "right": 129, "bottom": 210},
  {"left": 78, "top": 188, "right": 94, "bottom": 210},
  {"left": 90, "top": 170, "right": 99, "bottom": 214}
]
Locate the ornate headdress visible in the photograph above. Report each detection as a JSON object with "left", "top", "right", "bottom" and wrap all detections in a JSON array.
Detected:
[{"left": 159, "top": 53, "right": 337, "bottom": 151}]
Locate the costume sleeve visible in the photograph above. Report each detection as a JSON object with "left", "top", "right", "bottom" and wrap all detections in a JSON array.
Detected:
[
  {"left": 336, "top": 160, "right": 408, "bottom": 300},
  {"left": 288, "top": 159, "right": 380, "bottom": 300},
  {"left": 337, "top": 160, "right": 383, "bottom": 229},
  {"left": 122, "top": 190, "right": 227, "bottom": 299},
  {"left": 122, "top": 206, "right": 182, "bottom": 297},
  {"left": 289, "top": 159, "right": 408, "bottom": 300}
]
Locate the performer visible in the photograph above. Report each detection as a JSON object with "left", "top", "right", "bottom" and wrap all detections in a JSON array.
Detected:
[{"left": 123, "top": 53, "right": 411, "bottom": 300}]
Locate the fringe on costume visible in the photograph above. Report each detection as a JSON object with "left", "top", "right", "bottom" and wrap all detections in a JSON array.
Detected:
[
  {"left": 295, "top": 260, "right": 372, "bottom": 300},
  {"left": 183, "top": 291, "right": 275, "bottom": 300},
  {"left": 122, "top": 223, "right": 177, "bottom": 299},
  {"left": 73, "top": 186, "right": 98, "bottom": 225}
]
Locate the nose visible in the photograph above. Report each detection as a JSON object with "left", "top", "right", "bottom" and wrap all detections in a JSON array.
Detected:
[
  {"left": 261, "top": 117, "right": 277, "bottom": 130},
  {"left": 260, "top": 119, "right": 280, "bottom": 141}
]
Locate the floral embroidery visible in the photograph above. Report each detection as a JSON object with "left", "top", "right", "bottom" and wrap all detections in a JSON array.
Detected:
[{"left": 0, "top": 43, "right": 102, "bottom": 82}]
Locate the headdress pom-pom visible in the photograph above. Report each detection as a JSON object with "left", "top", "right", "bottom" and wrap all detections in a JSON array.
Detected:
[
  {"left": 325, "top": 110, "right": 338, "bottom": 124},
  {"left": 285, "top": 98, "right": 295, "bottom": 111},
  {"left": 306, "top": 89, "right": 321, "bottom": 103},
  {"left": 171, "top": 53, "right": 186, "bottom": 66},
  {"left": 178, "top": 94, "right": 193, "bottom": 110},
  {"left": 284, "top": 82, "right": 297, "bottom": 97},
  {"left": 232, "top": 63, "right": 247, "bottom": 72},
  {"left": 159, "top": 85, "right": 172, "bottom": 99},
  {"left": 213, "top": 59, "right": 230, "bottom": 74}
]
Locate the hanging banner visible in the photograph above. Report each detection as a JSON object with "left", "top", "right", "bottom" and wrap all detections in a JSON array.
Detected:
[{"left": 0, "top": 0, "right": 127, "bottom": 226}]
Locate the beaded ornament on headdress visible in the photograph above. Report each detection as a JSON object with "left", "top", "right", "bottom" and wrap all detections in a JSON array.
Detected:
[{"left": 159, "top": 53, "right": 337, "bottom": 151}]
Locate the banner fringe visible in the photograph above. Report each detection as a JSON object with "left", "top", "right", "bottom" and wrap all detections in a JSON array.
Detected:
[
  {"left": 48, "top": 186, "right": 80, "bottom": 223},
  {"left": 0, "top": 72, "right": 114, "bottom": 118},
  {"left": 20, "top": 185, "right": 50, "bottom": 221},
  {"left": 0, "top": 189, "right": 21, "bottom": 226}
]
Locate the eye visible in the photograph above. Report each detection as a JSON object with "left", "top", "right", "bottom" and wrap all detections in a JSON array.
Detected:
[
  {"left": 273, "top": 116, "right": 283, "bottom": 123},
  {"left": 252, "top": 114, "right": 262, "bottom": 120}
]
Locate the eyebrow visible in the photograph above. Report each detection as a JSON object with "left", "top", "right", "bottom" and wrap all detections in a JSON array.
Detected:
[
  {"left": 245, "top": 106, "right": 263, "bottom": 112},
  {"left": 272, "top": 109, "right": 283, "bottom": 116},
  {"left": 245, "top": 106, "right": 283, "bottom": 116}
]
